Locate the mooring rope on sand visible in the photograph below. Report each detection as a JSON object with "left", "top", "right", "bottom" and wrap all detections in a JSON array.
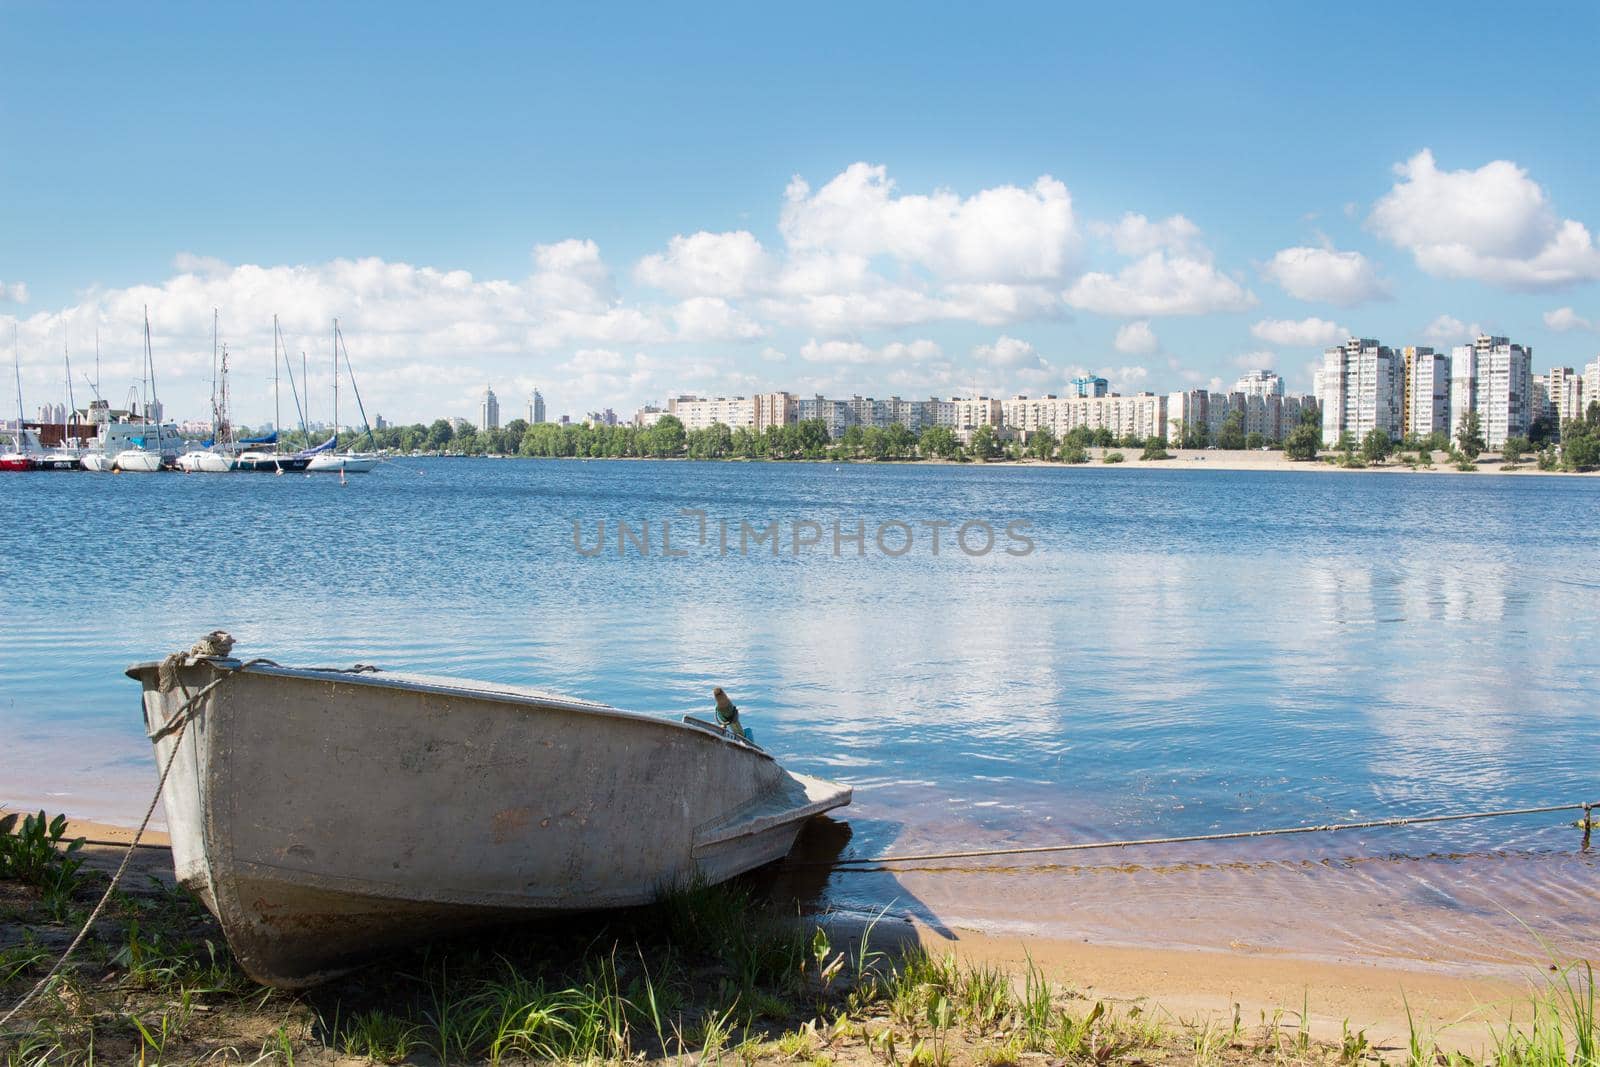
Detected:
[{"left": 814, "top": 800, "right": 1597, "bottom": 870}]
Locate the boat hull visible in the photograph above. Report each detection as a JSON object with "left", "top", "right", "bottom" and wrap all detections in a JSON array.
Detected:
[
  {"left": 177, "top": 451, "right": 233, "bottom": 473},
  {"left": 306, "top": 453, "right": 379, "bottom": 473},
  {"left": 231, "top": 454, "right": 311, "bottom": 472},
  {"left": 113, "top": 449, "right": 164, "bottom": 473},
  {"left": 80, "top": 452, "right": 113, "bottom": 472},
  {"left": 129, "top": 660, "right": 850, "bottom": 988}
]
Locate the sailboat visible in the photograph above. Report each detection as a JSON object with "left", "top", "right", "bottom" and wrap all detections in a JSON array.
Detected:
[
  {"left": 113, "top": 307, "right": 171, "bottom": 473},
  {"left": 307, "top": 319, "right": 380, "bottom": 473},
  {"left": 178, "top": 311, "right": 235, "bottom": 473},
  {"left": 231, "top": 315, "right": 309, "bottom": 473},
  {"left": 3, "top": 325, "right": 33, "bottom": 472}
]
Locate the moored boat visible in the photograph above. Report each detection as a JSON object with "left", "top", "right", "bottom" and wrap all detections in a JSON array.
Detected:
[{"left": 130, "top": 646, "right": 851, "bottom": 988}]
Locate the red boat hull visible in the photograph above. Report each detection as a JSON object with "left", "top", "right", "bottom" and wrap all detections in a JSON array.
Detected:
[{"left": 0, "top": 456, "right": 34, "bottom": 472}]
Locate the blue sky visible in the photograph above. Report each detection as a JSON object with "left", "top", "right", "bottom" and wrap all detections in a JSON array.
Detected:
[{"left": 3, "top": 1, "right": 1598, "bottom": 425}]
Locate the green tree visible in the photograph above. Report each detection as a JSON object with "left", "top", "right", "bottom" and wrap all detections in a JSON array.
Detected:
[
  {"left": 882, "top": 422, "right": 915, "bottom": 459},
  {"left": 1360, "top": 428, "right": 1393, "bottom": 464},
  {"left": 426, "top": 418, "right": 454, "bottom": 450},
  {"left": 1283, "top": 423, "right": 1321, "bottom": 461},
  {"left": 1216, "top": 410, "right": 1246, "bottom": 450},
  {"left": 645, "top": 415, "right": 686, "bottom": 457},
  {"left": 1456, "top": 411, "right": 1486, "bottom": 459},
  {"left": 918, "top": 425, "right": 958, "bottom": 459},
  {"left": 1027, "top": 427, "right": 1057, "bottom": 460},
  {"left": 1244, "top": 431, "right": 1264, "bottom": 450},
  {"left": 1140, "top": 438, "right": 1172, "bottom": 460},
  {"left": 1500, "top": 435, "right": 1530, "bottom": 465},
  {"left": 969, "top": 424, "right": 1000, "bottom": 460},
  {"left": 1060, "top": 442, "right": 1090, "bottom": 463}
]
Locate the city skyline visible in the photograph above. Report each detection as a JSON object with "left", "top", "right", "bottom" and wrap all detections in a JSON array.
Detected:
[{"left": 3, "top": 4, "right": 1599, "bottom": 426}]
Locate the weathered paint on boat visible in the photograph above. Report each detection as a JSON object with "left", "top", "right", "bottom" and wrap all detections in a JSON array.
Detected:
[{"left": 129, "top": 658, "right": 851, "bottom": 988}]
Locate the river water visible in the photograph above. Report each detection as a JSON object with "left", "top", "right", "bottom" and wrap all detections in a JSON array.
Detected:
[{"left": 2, "top": 459, "right": 1595, "bottom": 974}]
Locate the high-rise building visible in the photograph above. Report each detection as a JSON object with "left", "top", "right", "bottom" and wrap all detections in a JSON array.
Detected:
[
  {"left": 1545, "top": 367, "right": 1584, "bottom": 428},
  {"left": 1233, "top": 369, "right": 1284, "bottom": 397},
  {"left": 1401, "top": 346, "right": 1450, "bottom": 440},
  {"left": 1317, "top": 338, "right": 1401, "bottom": 446},
  {"left": 480, "top": 385, "right": 500, "bottom": 430},
  {"left": 1584, "top": 359, "right": 1600, "bottom": 421},
  {"left": 529, "top": 388, "right": 546, "bottom": 424},
  {"left": 1451, "top": 336, "right": 1530, "bottom": 448}
]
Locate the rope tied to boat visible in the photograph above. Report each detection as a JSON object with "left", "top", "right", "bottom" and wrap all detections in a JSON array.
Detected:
[
  {"left": 810, "top": 800, "right": 1600, "bottom": 871},
  {"left": 1, "top": 636, "right": 381, "bottom": 1034}
]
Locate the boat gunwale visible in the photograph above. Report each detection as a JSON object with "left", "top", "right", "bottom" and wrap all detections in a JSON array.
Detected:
[{"left": 125, "top": 657, "right": 779, "bottom": 761}]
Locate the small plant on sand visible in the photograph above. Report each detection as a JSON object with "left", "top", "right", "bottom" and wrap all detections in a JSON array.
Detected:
[
  {"left": 1102, "top": 450, "right": 1125, "bottom": 463},
  {"left": 338, "top": 1009, "right": 418, "bottom": 1064},
  {"left": 0, "top": 811, "right": 86, "bottom": 890},
  {"left": 1340, "top": 1018, "right": 1370, "bottom": 1063}
]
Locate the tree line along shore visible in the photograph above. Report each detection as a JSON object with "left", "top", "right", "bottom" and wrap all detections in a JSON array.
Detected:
[{"left": 262, "top": 401, "right": 1600, "bottom": 473}]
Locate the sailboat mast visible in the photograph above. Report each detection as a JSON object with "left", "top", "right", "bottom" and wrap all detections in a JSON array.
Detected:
[
  {"left": 144, "top": 305, "right": 163, "bottom": 452},
  {"left": 63, "top": 331, "right": 76, "bottom": 440},
  {"left": 331, "top": 318, "right": 339, "bottom": 448},
  {"left": 273, "top": 315, "right": 283, "bottom": 450},
  {"left": 12, "top": 322, "right": 23, "bottom": 431},
  {"left": 211, "top": 308, "right": 219, "bottom": 433}
]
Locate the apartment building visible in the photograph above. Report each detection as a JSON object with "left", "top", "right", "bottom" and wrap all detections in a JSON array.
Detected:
[
  {"left": 1545, "top": 367, "right": 1584, "bottom": 427},
  {"left": 1004, "top": 393, "right": 1168, "bottom": 441},
  {"left": 1401, "top": 346, "right": 1450, "bottom": 439},
  {"left": 1451, "top": 336, "right": 1531, "bottom": 447},
  {"left": 1233, "top": 370, "right": 1284, "bottom": 397},
  {"left": 1318, "top": 338, "right": 1402, "bottom": 446}
]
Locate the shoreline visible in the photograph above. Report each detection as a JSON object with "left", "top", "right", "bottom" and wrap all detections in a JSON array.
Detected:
[
  {"left": 418, "top": 449, "right": 1600, "bottom": 477},
  {"left": 19, "top": 810, "right": 1564, "bottom": 1056}
]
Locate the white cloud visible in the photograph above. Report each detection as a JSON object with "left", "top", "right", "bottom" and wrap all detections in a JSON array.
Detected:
[
  {"left": 1064, "top": 251, "right": 1256, "bottom": 317},
  {"left": 780, "top": 163, "right": 1079, "bottom": 282},
  {"left": 1422, "top": 314, "right": 1481, "bottom": 343},
  {"left": 633, "top": 230, "right": 773, "bottom": 297},
  {"left": 1231, "top": 350, "right": 1277, "bottom": 370},
  {"left": 1250, "top": 317, "right": 1347, "bottom": 347},
  {"left": 0, "top": 280, "right": 30, "bottom": 304},
  {"left": 1368, "top": 149, "right": 1600, "bottom": 289},
  {"left": 1094, "top": 213, "right": 1201, "bottom": 256},
  {"left": 1260, "top": 246, "right": 1389, "bottom": 305},
  {"left": 1543, "top": 307, "right": 1596, "bottom": 332},
  {"left": 798, "top": 338, "right": 942, "bottom": 365},
  {"left": 1107, "top": 365, "right": 1150, "bottom": 392},
  {"left": 669, "top": 296, "right": 766, "bottom": 342},
  {"left": 971, "top": 335, "right": 1042, "bottom": 368},
  {"left": 1113, "top": 320, "right": 1159, "bottom": 354}
]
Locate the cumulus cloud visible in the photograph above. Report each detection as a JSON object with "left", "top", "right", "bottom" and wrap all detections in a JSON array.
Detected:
[
  {"left": 1260, "top": 246, "right": 1389, "bottom": 305},
  {"left": 0, "top": 280, "right": 29, "bottom": 304},
  {"left": 1231, "top": 350, "right": 1278, "bottom": 370},
  {"left": 1065, "top": 250, "right": 1256, "bottom": 317},
  {"left": 1113, "top": 320, "right": 1159, "bottom": 354},
  {"left": 1422, "top": 314, "right": 1481, "bottom": 343},
  {"left": 1543, "top": 307, "right": 1596, "bottom": 332},
  {"left": 1250, "top": 317, "right": 1347, "bottom": 347},
  {"left": 798, "top": 338, "right": 942, "bottom": 365},
  {"left": 1369, "top": 149, "right": 1600, "bottom": 289},
  {"left": 633, "top": 230, "right": 773, "bottom": 297},
  {"left": 971, "top": 335, "right": 1043, "bottom": 368},
  {"left": 669, "top": 296, "right": 766, "bottom": 342},
  {"left": 1094, "top": 213, "right": 1202, "bottom": 256},
  {"left": 780, "top": 163, "right": 1079, "bottom": 282}
]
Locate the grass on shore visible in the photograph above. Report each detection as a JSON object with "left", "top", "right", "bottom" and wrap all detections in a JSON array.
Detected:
[{"left": 2, "top": 815, "right": 1597, "bottom": 1066}]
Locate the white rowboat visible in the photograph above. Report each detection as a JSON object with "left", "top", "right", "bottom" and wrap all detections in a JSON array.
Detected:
[{"left": 130, "top": 655, "right": 851, "bottom": 988}]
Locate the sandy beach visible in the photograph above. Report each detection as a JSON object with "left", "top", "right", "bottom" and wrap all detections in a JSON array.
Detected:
[{"left": 15, "top": 810, "right": 1563, "bottom": 1057}]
